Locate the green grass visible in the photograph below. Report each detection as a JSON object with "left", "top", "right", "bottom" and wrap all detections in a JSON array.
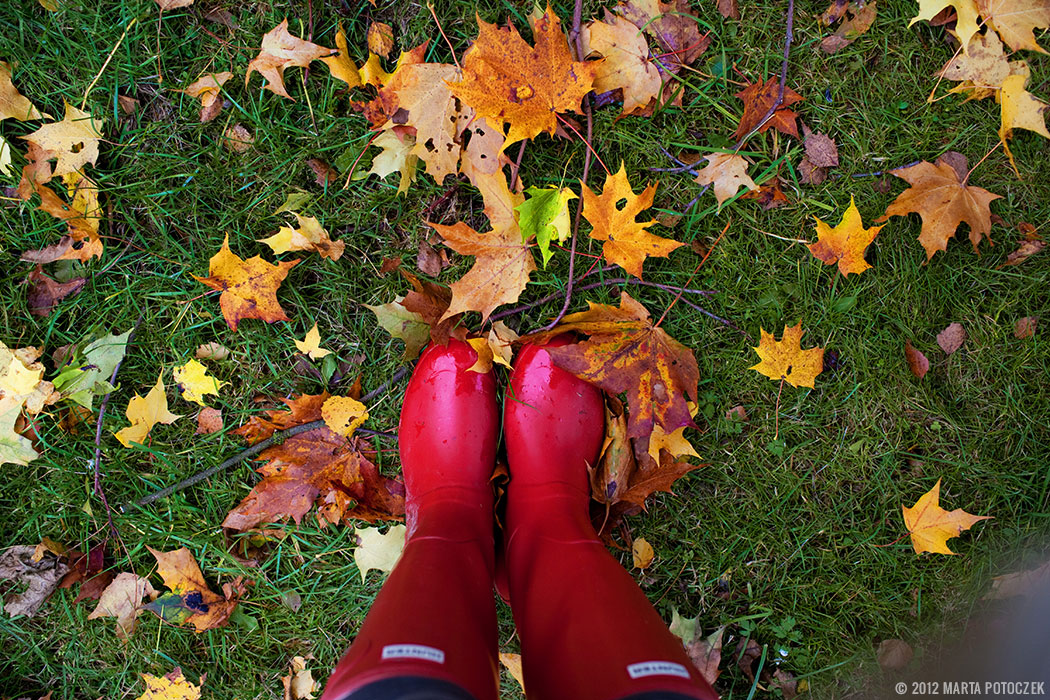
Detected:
[{"left": 2, "top": 0, "right": 1049, "bottom": 698}]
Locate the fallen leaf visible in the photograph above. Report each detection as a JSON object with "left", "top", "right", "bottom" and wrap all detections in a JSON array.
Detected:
[
  {"left": 877, "top": 639, "right": 914, "bottom": 671},
  {"left": 499, "top": 653, "right": 525, "bottom": 691},
  {"left": 195, "top": 342, "right": 230, "bottom": 361},
  {"left": 305, "top": 158, "right": 340, "bottom": 188},
  {"left": 354, "top": 524, "right": 406, "bottom": 580},
  {"left": 617, "top": 0, "right": 707, "bottom": 71},
  {"left": 137, "top": 668, "right": 201, "bottom": 700},
  {"left": 938, "top": 30, "right": 1014, "bottom": 101},
  {"left": 154, "top": 0, "right": 194, "bottom": 9},
  {"left": 0, "top": 343, "right": 58, "bottom": 466},
  {"left": 367, "top": 21, "right": 395, "bottom": 58},
  {"left": 998, "top": 239, "right": 1046, "bottom": 267},
  {"left": 808, "top": 195, "right": 883, "bottom": 277},
  {"left": 771, "top": 669, "right": 801, "bottom": 700},
  {"left": 985, "top": 558, "right": 1050, "bottom": 599},
  {"left": 19, "top": 102, "right": 103, "bottom": 181},
  {"left": 717, "top": 0, "right": 740, "bottom": 19},
  {"left": 533, "top": 291, "right": 700, "bottom": 451},
  {"left": 59, "top": 544, "right": 113, "bottom": 603},
  {"left": 321, "top": 395, "right": 368, "bottom": 438},
  {"left": 0, "top": 545, "right": 67, "bottom": 618},
  {"left": 632, "top": 537, "right": 655, "bottom": 568},
  {"left": 904, "top": 340, "right": 929, "bottom": 379},
  {"left": 365, "top": 296, "right": 430, "bottom": 361},
  {"left": 144, "top": 546, "right": 245, "bottom": 632},
  {"left": 400, "top": 271, "right": 467, "bottom": 346},
  {"left": 737, "top": 638, "right": 762, "bottom": 684},
  {"left": 997, "top": 73, "right": 1050, "bottom": 173},
  {"left": 222, "top": 124, "right": 253, "bottom": 152},
  {"left": 51, "top": 329, "right": 131, "bottom": 410},
  {"left": 172, "top": 359, "right": 226, "bottom": 406},
  {"left": 0, "top": 61, "right": 43, "bottom": 121},
  {"left": 416, "top": 238, "right": 449, "bottom": 276},
  {"left": 260, "top": 213, "right": 344, "bottom": 261},
  {"left": 910, "top": 0, "right": 982, "bottom": 54},
  {"left": 726, "top": 405, "right": 748, "bottom": 421},
  {"left": 25, "top": 172, "right": 103, "bottom": 262},
  {"left": 115, "top": 374, "right": 182, "bottom": 447},
  {"left": 936, "top": 322, "right": 966, "bottom": 354},
  {"left": 582, "top": 12, "right": 663, "bottom": 114},
  {"left": 449, "top": 6, "right": 598, "bottom": 151},
  {"left": 282, "top": 656, "right": 318, "bottom": 700},
  {"left": 976, "top": 0, "right": 1050, "bottom": 53},
  {"left": 87, "top": 572, "right": 158, "bottom": 639},
  {"left": 517, "top": 185, "right": 577, "bottom": 267},
  {"left": 466, "top": 322, "right": 519, "bottom": 373},
  {"left": 294, "top": 323, "right": 332, "bottom": 359},
  {"left": 799, "top": 156, "right": 827, "bottom": 185},
  {"left": 750, "top": 323, "right": 824, "bottom": 389},
  {"left": 803, "top": 125, "right": 839, "bottom": 167},
  {"left": 1014, "top": 316, "right": 1038, "bottom": 338},
  {"left": 821, "top": 1, "right": 878, "bottom": 53},
  {"left": 583, "top": 163, "right": 682, "bottom": 278},
  {"left": 193, "top": 234, "right": 299, "bottom": 332},
  {"left": 591, "top": 397, "right": 637, "bottom": 506},
  {"left": 902, "top": 478, "right": 991, "bottom": 555},
  {"left": 246, "top": 20, "right": 335, "bottom": 99},
  {"left": 367, "top": 128, "right": 418, "bottom": 194},
  {"left": 223, "top": 394, "right": 405, "bottom": 530},
  {"left": 693, "top": 153, "right": 758, "bottom": 209},
  {"left": 195, "top": 407, "right": 223, "bottom": 435},
  {"left": 26, "top": 265, "right": 85, "bottom": 316},
  {"left": 321, "top": 24, "right": 362, "bottom": 89},
  {"left": 878, "top": 156, "right": 1001, "bottom": 260},
  {"left": 741, "top": 179, "right": 790, "bottom": 209},
  {"left": 177, "top": 72, "right": 232, "bottom": 122},
  {"left": 684, "top": 626, "right": 723, "bottom": 685},
  {"left": 733, "top": 77, "right": 803, "bottom": 141}
]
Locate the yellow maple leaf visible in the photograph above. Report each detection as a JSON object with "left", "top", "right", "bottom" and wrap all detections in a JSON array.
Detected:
[
  {"left": 808, "top": 195, "right": 884, "bottom": 277},
  {"left": 294, "top": 323, "right": 332, "bottom": 359},
  {"left": 115, "top": 373, "right": 182, "bottom": 447},
  {"left": 449, "top": 6, "right": 598, "bottom": 151},
  {"left": 997, "top": 73, "right": 1050, "bottom": 175},
  {"left": 582, "top": 13, "right": 662, "bottom": 114},
  {"left": 367, "top": 128, "right": 418, "bottom": 195},
  {"left": 172, "top": 359, "right": 226, "bottom": 406},
  {"left": 177, "top": 72, "right": 233, "bottom": 122},
  {"left": 648, "top": 402, "right": 700, "bottom": 464},
  {"left": 259, "top": 213, "right": 344, "bottom": 260},
  {"left": 137, "top": 668, "right": 201, "bottom": 700},
  {"left": 910, "top": 0, "right": 982, "bottom": 54},
  {"left": 693, "top": 153, "right": 758, "bottom": 209},
  {"left": 321, "top": 395, "right": 368, "bottom": 437},
  {"left": 321, "top": 24, "right": 362, "bottom": 88},
  {"left": 246, "top": 19, "right": 335, "bottom": 100},
  {"left": 19, "top": 102, "right": 103, "bottom": 181},
  {"left": 582, "top": 163, "right": 682, "bottom": 279},
  {"left": 0, "top": 343, "right": 59, "bottom": 466},
  {"left": 466, "top": 321, "right": 520, "bottom": 373},
  {"left": 0, "top": 61, "right": 43, "bottom": 121},
  {"left": 902, "top": 479, "right": 992, "bottom": 555},
  {"left": 354, "top": 524, "right": 406, "bottom": 581},
  {"left": 977, "top": 0, "right": 1050, "bottom": 53},
  {"left": 193, "top": 234, "right": 300, "bottom": 331},
  {"left": 750, "top": 323, "right": 824, "bottom": 389}
]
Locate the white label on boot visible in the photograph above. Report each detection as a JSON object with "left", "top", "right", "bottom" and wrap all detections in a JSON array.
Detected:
[
  {"left": 381, "top": 644, "right": 446, "bottom": 664},
  {"left": 627, "top": 661, "right": 691, "bottom": 679}
]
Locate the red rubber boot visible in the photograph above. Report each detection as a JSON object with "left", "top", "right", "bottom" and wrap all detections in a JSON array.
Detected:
[
  {"left": 504, "top": 337, "right": 719, "bottom": 700},
  {"left": 322, "top": 340, "right": 500, "bottom": 700}
]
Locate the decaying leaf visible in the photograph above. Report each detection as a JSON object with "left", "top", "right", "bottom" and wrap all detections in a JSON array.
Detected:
[
  {"left": 808, "top": 195, "right": 883, "bottom": 277},
  {"left": 115, "top": 373, "right": 182, "bottom": 447},
  {"left": 137, "top": 668, "right": 202, "bottom": 700},
  {"left": 19, "top": 102, "right": 103, "bottom": 181},
  {"left": 582, "top": 164, "right": 682, "bottom": 278},
  {"left": 877, "top": 639, "right": 914, "bottom": 671},
  {"left": 904, "top": 340, "right": 930, "bottom": 379},
  {"left": 733, "top": 77, "right": 803, "bottom": 140},
  {"left": 294, "top": 323, "right": 332, "bottom": 359},
  {"left": 154, "top": 0, "right": 194, "bottom": 9},
  {"left": 260, "top": 213, "right": 344, "bottom": 261},
  {"left": 878, "top": 155, "right": 1001, "bottom": 260},
  {"left": 999, "top": 238, "right": 1046, "bottom": 267},
  {"left": 449, "top": 6, "right": 598, "bottom": 151},
  {"left": 321, "top": 395, "right": 368, "bottom": 438},
  {"left": 750, "top": 323, "right": 824, "bottom": 389},
  {"left": 500, "top": 653, "right": 526, "bottom": 692},
  {"left": 195, "top": 407, "right": 223, "bottom": 435},
  {"left": 803, "top": 125, "right": 839, "bottom": 168},
  {"left": 354, "top": 524, "right": 406, "bottom": 581},
  {"left": 821, "top": 1, "right": 878, "bottom": 53},
  {"left": 693, "top": 153, "right": 758, "bottom": 209},
  {"left": 282, "top": 656, "right": 318, "bottom": 700},
  {"left": 222, "top": 124, "right": 254, "bottom": 152},
  {"left": 0, "top": 545, "right": 68, "bottom": 618},
  {"left": 26, "top": 265, "right": 85, "bottom": 317},
  {"left": 246, "top": 20, "right": 335, "bottom": 100},
  {"left": 936, "top": 322, "right": 966, "bottom": 354},
  {"left": 193, "top": 234, "right": 299, "bottom": 332},
  {"left": 144, "top": 546, "right": 245, "bottom": 632},
  {"left": 195, "top": 342, "right": 230, "bottom": 361},
  {"left": 1014, "top": 316, "right": 1038, "bottom": 338},
  {"left": 87, "top": 572, "right": 158, "bottom": 639},
  {"left": 632, "top": 537, "right": 655, "bottom": 568},
  {"left": 177, "top": 72, "right": 232, "bottom": 122},
  {"left": 976, "top": 0, "right": 1050, "bottom": 53},
  {"left": 173, "top": 359, "right": 226, "bottom": 406},
  {"left": 902, "top": 479, "right": 991, "bottom": 554},
  {"left": 985, "top": 558, "right": 1050, "bottom": 599}
]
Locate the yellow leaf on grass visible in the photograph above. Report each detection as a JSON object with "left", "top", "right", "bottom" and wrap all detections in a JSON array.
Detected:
[
  {"left": 977, "top": 0, "right": 1050, "bottom": 54},
  {"left": 354, "top": 524, "right": 406, "bottom": 581},
  {"left": 808, "top": 195, "right": 884, "bottom": 277},
  {"left": 0, "top": 61, "right": 43, "bottom": 121},
  {"left": 282, "top": 656, "right": 319, "bottom": 700},
  {"left": 19, "top": 102, "right": 103, "bottom": 181},
  {"left": 902, "top": 479, "right": 992, "bottom": 555},
  {"left": 115, "top": 374, "right": 182, "bottom": 447},
  {"left": 910, "top": 0, "right": 982, "bottom": 53},
  {"left": 173, "top": 359, "right": 226, "bottom": 406},
  {"left": 321, "top": 24, "right": 362, "bottom": 88},
  {"left": 750, "top": 323, "right": 824, "bottom": 389},
  {"left": 998, "top": 73, "right": 1050, "bottom": 174},
  {"left": 259, "top": 213, "right": 344, "bottom": 260},
  {"left": 367, "top": 21, "right": 395, "bottom": 58},
  {"left": 694, "top": 153, "right": 758, "bottom": 209},
  {"left": 632, "top": 537, "right": 655, "bottom": 569},
  {"left": 294, "top": 323, "right": 332, "bottom": 359},
  {"left": 137, "top": 668, "right": 201, "bottom": 700},
  {"left": 500, "top": 653, "right": 526, "bottom": 691},
  {"left": 177, "top": 72, "right": 233, "bottom": 123},
  {"left": 367, "top": 129, "right": 418, "bottom": 195},
  {"left": 582, "top": 13, "right": 662, "bottom": 114},
  {"left": 246, "top": 19, "right": 335, "bottom": 100},
  {"left": 321, "top": 395, "right": 368, "bottom": 437}
]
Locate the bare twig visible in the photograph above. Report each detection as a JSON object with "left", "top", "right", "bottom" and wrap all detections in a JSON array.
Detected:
[{"left": 510, "top": 141, "right": 527, "bottom": 191}]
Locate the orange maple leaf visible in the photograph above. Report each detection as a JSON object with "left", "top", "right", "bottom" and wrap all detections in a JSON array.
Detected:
[
  {"left": 144, "top": 546, "right": 245, "bottom": 632},
  {"left": 902, "top": 479, "right": 992, "bottom": 555},
  {"left": 733, "top": 77, "right": 803, "bottom": 141},
  {"left": 193, "top": 235, "right": 299, "bottom": 332},
  {"left": 750, "top": 323, "right": 824, "bottom": 389},
  {"left": 582, "top": 163, "right": 683, "bottom": 279},
  {"left": 532, "top": 291, "right": 700, "bottom": 454},
  {"left": 246, "top": 19, "right": 335, "bottom": 100},
  {"left": 582, "top": 13, "right": 663, "bottom": 114},
  {"left": 878, "top": 156, "right": 1001, "bottom": 260},
  {"left": 808, "top": 195, "right": 884, "bottom": 277},
  {"left": 448, "top": 6, "right": 598, "bottom": 151}
]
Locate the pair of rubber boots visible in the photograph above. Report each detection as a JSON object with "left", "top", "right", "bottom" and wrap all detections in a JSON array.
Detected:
[{"left": 322, "top": 338, "right": 718, "bottom": 700}]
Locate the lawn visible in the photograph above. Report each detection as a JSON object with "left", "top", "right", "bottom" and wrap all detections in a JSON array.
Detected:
[{"left": 1, "top": 0, "right": 1049, "bottom": 698}]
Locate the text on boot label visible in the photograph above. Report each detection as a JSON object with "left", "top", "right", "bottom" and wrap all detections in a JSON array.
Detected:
[
  {"left": 381, "top": 644, "right": 446, "bottom": 664},
  {"left": 627, "top": 661, "right": 691, "bottom": 679}
]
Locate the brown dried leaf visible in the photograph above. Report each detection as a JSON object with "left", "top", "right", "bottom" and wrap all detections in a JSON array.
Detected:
[
  {"left": 195, "top": 408, "right": 223, "bottom": 435},
  {"left": 26, "top": 266, "right": 85, "bottom": 317},
  {"left": 936, "top": 322, "right": 966, "bottom": 354},
  {"left": 1014, "top": 316, "right": 1038, "bottom": 338},
  {"left": 877, "top": 638, "right": 914, "bottom": 671},
  {"left": 904, "top": 340, "right": 929, "bottom": 379}
]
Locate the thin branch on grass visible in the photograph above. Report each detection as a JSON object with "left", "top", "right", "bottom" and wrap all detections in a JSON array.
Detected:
[
  {"left": 734, "top": 0, "right": 795, "bottom": 152},
  {"left": 510, "top": 141, "right": 527, "bottom": 192}
]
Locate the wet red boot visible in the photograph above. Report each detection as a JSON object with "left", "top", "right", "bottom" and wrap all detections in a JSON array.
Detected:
[
  {"left": 504, "top": 336, "right": 719, "bottom": 700},
  {"left": 322, "top": 340, "right": 500, "bottom": 700}
]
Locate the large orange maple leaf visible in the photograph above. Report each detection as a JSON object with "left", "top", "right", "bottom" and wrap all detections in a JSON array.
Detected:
[{"left": 448, "top": 6, "right": 598, "bottom": 151}]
